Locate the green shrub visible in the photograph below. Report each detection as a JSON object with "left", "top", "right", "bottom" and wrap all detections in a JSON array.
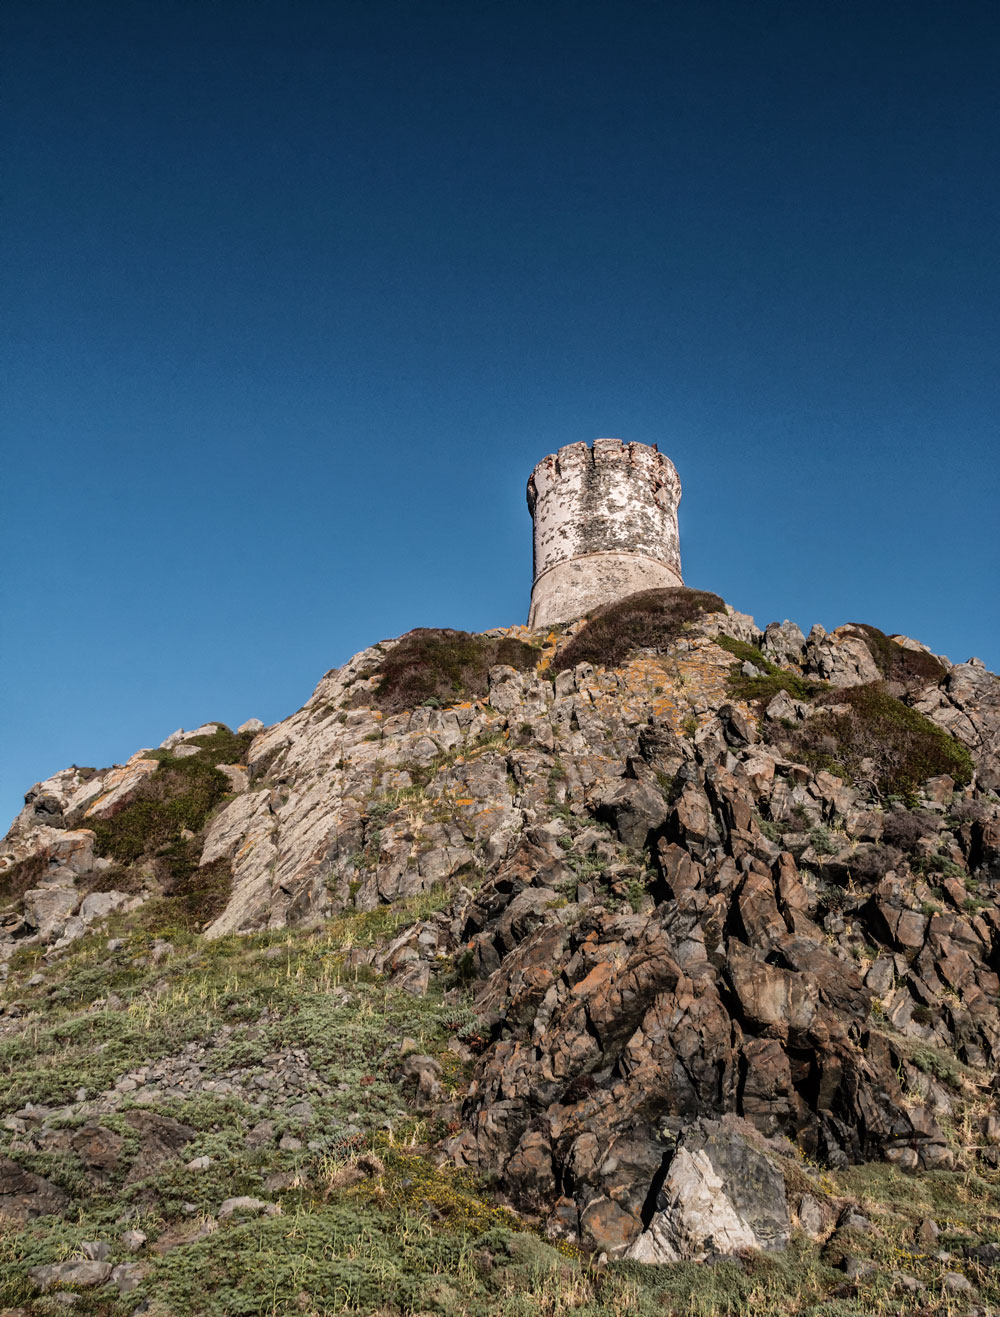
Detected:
[
  {"left": 354, "top": 628, "right": 538, "bottom": 715},
  {"left": 156, "top": 842, "right": 234, "bottom": 929},
  {"left": 86, "top": 757, "right": 231, "bottom": 864},
  {"left": 716, "top": 635, "right": 825, "bottom": 704},
  {"left": 68, "top": 729, "right": 246, "bottom": 933},
  {"left": 554, "top": 587, "right": 726, "bottom": 672},
  {"left": 777, "top": 683, "right": 973, "bottom": 797}
]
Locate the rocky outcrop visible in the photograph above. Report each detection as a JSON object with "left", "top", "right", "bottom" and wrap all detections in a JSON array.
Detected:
[
  {"left": 3, "top": 589, "right": 1000, "bottom": 1265},
  {"left": 626, "top": 1118, "right": 790, "bottom": 1263}
]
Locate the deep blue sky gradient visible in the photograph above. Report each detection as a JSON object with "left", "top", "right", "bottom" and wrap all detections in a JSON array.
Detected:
[{"left": 4, "top": 0, "right": 999, "bottom": 826}]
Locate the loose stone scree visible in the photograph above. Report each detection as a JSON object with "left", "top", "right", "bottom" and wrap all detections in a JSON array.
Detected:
[{"left": 526, "top": 438, "right": 683, "bottom": 629}]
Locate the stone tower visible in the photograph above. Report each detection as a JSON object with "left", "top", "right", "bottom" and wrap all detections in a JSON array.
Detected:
[{"left": 526, "top": 438, "right": 682, "bottom": 629}]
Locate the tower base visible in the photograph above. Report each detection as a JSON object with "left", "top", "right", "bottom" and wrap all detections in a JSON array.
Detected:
[{"left": 527, "top": 551, "right": 684, "bottom": 630}]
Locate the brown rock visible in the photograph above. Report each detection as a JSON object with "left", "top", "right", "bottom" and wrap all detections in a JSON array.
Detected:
[{"left": 0, "top": 1156, "right": 68, "bottom": 1221}]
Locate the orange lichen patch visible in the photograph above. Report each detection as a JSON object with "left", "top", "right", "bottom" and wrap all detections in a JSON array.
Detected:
[
  {"left": 571, "top": 960, "right": 613, "bottom": 997},
  {"left": 493, "top": 624, "right": 534, "bottom": 641},
  {"left": 455, "top": 798, "right": 475, "bottom": 807},
  {"left": 470, "top": 805, "right": 502, "bottom": 824},
  {"left": 651, "top": 697, "right": 678, "bottom": 719},
  {"left": 83, "top": 758, "right": 160, "bottom": 819}
]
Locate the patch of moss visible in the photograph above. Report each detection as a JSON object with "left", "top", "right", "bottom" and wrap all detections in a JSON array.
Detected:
[
  {"left": 554, "top": 587, "right": 726, "bottom": 672},
  {"left": 354, "top": 628, "right": 538, "bottom": 715}
]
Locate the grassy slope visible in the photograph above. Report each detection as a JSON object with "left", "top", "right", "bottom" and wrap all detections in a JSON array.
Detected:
[{"left": 3, "top": 900, "right": 1000, "bottom": 1316}]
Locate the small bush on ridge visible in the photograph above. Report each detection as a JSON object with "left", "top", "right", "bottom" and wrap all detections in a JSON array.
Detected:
[
  {"left": 774, "top": 682, "right": 973, "bottom": 798},
  {"left": 354, "top": 629, "right": 538, "bottom": 715},
  {"left": 554, "top": 587, "right": 726, "bottom": 672}
]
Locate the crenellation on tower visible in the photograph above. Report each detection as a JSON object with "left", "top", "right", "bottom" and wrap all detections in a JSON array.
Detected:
[{"left": 526, "top": 438, "right": 683, "bottom": 629}]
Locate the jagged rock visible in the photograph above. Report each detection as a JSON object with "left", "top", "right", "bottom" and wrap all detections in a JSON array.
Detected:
[
  {"left": 121, "top": 1111, "right": 196, "bottom": 1182},
  {"left": 3, "top": 596, "right": 999, "bottom": 1270},
  {"left": 626, "top": 1119, "right": 790, "bottom": 1262},
  {"left": 762, "top": 620, "right": 806, "bottom": 667},
  {"left": 21, "top": 885, "right": 78, "bottom": 939},
  {"left": 29, "top": 1260, "right": 112, "bottom": 1290},
  {"left": 914, "top": 660, "right": 1000, "bottom": 790},
  {"left": 797, "top": 1193, "right": 833, "bottom": 1238},
  {"left": 111, "top": 1262, "right": 144, "bottom": 1293},
  {"left": 590, "top": 777, "right": 669, "bottom": 848},
  {"left": 804, "top": 626, "right": 881, "bottom": 688},
  {"left": 0, "top": 1156, "right": 69, "bottom": 1220}
]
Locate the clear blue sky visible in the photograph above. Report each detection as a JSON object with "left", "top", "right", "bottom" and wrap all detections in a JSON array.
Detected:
[{"left": 4, "top": 0, "right": 999, "bottom": 827}]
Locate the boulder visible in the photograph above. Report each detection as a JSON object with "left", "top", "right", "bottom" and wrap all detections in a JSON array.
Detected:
[
  {"left": 29, "top": 1259, "right": 112, "bottom": 1290},
  {"left": 626, "top": 1120, "right": 790, "bottom": 1262},
  {"left": 591, "top": 778, "right": 669, "bottom": 849},
  {"left": 0, "top": 1157, "right": 69, "bottom": 1221}
]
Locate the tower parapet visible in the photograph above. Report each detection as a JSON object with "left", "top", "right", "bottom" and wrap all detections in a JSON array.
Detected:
[{"left": 527, "top": 438, "right": 682, "bottom": 629}]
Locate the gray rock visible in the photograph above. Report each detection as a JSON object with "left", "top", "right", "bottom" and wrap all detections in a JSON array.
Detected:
[
  {"left": 769, "top": 691, "right": 811, "bottom": 726},
  {"left": 917, "top": 1216, "right": 939, "bottom": 1249},
  {"left": 0, "top": 1155, "right": 69, "bottom": 1220},
  {"left": 218, "top": 1195, "right": 278, "bottom": 1219},
  {"left": 943, "top": 1272, "right": 975, "bottom": 1294},
  {"left": 29, "top": 1260, "right": 112, "bottom": 1290},
  {"left": 804, "top": 627, "right": 881, "bottom": 688},
  {"left": 111, "top": 1262, "right": 143, "bottom": 1293},
  {"left": 796, "top": 1193, "right": 830, "bottom": 1238},
  {"left": 591, "top": 778, "right": 670, "bottom": 849},
  {"left": 843, "top": 1256, "right": 877, "bottom": 1279},
  {"left": 79, "top": 1241, "right": 110, "bottom": 1261},
  {"left": 78, "top": 890, "right": 130, "bottom": 922},
  {"left": 762, "top": 620, "right": 806, "bottom": 666},
  {"left": 625, "top": 1120, "right": 790, "bottom": 1263},
  {"left": 891, "top": 1270, "right": 924, "bottom": 1293},
  {"left": 22, "top": 886, "right": 78, "bottom": 939}
]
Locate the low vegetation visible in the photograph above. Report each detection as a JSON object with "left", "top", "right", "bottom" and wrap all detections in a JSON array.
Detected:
[
  {"left": 849, "top": 623, "right": 948, "bottom": 688},
  {"left": 774, "top": 682, "right": 974, "bottom": 797},
  {"left": 716, "top": 635, "right": 826, "bottom": 704},
  {"left": 554, "top": 588, "right": 726, "bottom": 672},
  {"left": 58, "top": 726, "right": 255, "bottom": 931},
  {"left": 5, "top": 908, "right": 1000, "bottom": 1316},
  {"left": 354, "top": 629, "right": 538, "bottom": 715}
]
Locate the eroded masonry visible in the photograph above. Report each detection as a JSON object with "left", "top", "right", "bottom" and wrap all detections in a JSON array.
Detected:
[{"left": 527, "top": 438, "right": 683, "bottom": 629}]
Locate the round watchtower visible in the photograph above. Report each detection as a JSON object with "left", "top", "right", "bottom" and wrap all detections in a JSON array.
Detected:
[{"left": 526, "top": 438, "right": 683, "bottom": 630}]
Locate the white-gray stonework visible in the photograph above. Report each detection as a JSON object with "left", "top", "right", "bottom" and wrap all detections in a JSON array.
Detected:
[{"left": 526, "top": 438, "right": 683, "bottom": 629}]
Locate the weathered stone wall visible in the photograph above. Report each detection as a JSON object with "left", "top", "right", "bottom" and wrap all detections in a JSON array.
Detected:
[{"left": 527, "top": 439, "right": 682, "bottom": 629}]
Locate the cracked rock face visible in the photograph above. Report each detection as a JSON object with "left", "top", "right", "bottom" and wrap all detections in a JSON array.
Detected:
[
  {"left": 3, "top": 591, "right": 1000, "bottom": 1262},
  {"left": 626, "top": 1119, "right": 791, "bottom": 1263}
]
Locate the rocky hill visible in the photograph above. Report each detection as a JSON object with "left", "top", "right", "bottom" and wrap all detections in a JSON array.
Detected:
[{"left": 2, "top": 587, "right": 1000, "bottom": 1316}]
